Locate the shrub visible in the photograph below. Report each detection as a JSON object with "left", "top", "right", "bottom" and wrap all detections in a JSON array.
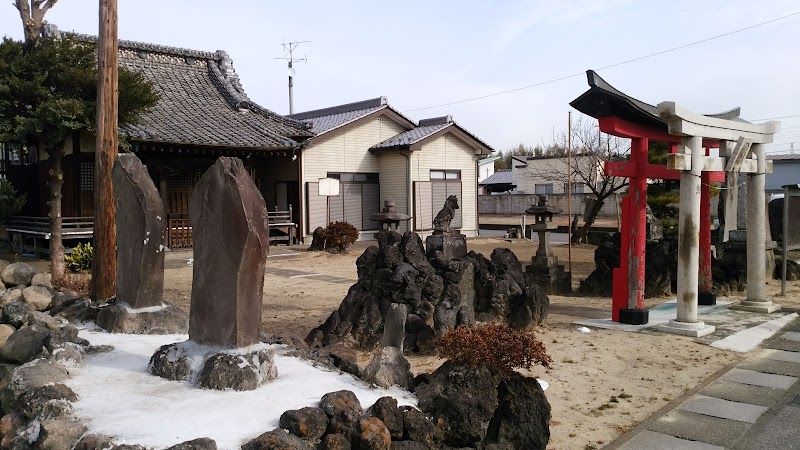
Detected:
[
  {"left": 435, "top": 323, "right": 552, "bottom": 378},
  {"left": 65, "top": 242, "right": 93, "bottom": 272},
  {"left": 0, "top": 179, "right": 26, "bottom": 224},
  {"left": 52, "top": 272, "right": 91, "bottom": 296},
  {"left": 323, "top": 221, "right": 359, "bottom": 253}
]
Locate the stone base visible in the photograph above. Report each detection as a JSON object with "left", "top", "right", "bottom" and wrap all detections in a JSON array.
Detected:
[
  {"left": 730, "top": 301, "right": 781, "bottom": 313},
  {"left": 96, "top": 302, "right": 188, "bottom": 334},
  {"left": 654, "top": 319, "right": 715, "bottom": 337},
  {"left": 698, "top": 291, "right": 717, "bottom": 306},
  {"left": 148, "top": 340, "right": 277, "bottom": 391},
  {"left": 526, "top": 264, "right": 571, "bottom": 295},
  {"left": 619, "top": 308, "right": 649, "bottom": 325},
  {"left": 425, "top": 233, "right": 467, "bottom": 260}
]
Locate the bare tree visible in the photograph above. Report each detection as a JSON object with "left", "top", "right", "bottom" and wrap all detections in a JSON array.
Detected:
[
  {"left": 14, "top": 0, "right": 58, "bottom": 43},
  {"left": 524, "top": 117, "right": 630, "bottom": 242}
]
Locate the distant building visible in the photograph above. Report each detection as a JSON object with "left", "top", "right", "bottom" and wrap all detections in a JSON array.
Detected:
[
  {"left": 478, "top": 169, "right": 515, "bottom": 194},
  {"left": 510, "top": 155, "right": 601, "bottom": 194},
  {"left": 767, "top": 154, "right": 800, "bottom": 196}
]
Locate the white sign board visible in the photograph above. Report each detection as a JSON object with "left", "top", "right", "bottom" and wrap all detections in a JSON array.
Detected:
[{"left": 318, "top": 178, "right": 340, "bottom": 196}]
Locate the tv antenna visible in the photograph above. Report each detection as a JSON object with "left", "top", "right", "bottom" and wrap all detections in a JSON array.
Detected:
[{"left": 275, "top": 39, "right": 309, "bottom": 114}]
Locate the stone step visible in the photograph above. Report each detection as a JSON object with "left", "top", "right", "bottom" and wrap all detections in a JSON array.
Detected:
[
  {"left": 721, "top": 368, "right": 797, "bottom": 390},
  {"left": 648, "top": 410, "right": 750, "bottom": 448},
  {"left": 678, "top": 395, "right": 768, "bottom": 423},
  {"left": 620, "top": 430, "right": 724, "bottom": 450},
  {"left": 699, "top": 379, "right": 785, "bottom": 407}
]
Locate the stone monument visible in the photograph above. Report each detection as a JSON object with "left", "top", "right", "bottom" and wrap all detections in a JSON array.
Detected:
[
  {"left": 425, "top": 195, "right": 467, "bottom": 260},
  {"left": 96, "top": 153, "right": 188, "bottom": 334},
  {"left": 148, "top": 157, "right": 276, "bottom": 391},
  {"left": 524, "top": 195, "right": 571, "bottom": 295},
  {"left": 369, "top": 198, "right": 411, "bottom": 232}
]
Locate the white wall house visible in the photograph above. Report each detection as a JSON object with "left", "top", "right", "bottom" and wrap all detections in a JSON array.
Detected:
[
  {"left": 287, "top": 97, "right": 494, "bottom": 240},
  {"left": 511, "top": 155, "right": 602, "bottom": 195},
  {"left": 766, "top": 154, "right": 800, "bottom": 195}
]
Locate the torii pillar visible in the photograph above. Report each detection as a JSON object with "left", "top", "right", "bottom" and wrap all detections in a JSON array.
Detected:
[{"left": 655, "top": 102, "right": 781, "bottom": 337}]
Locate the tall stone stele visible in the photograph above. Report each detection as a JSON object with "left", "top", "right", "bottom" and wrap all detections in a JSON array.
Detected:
[
  {"left": 149, "top": 157, "right": 276, "bottom": 391},
  {"left": 96, "top": 153, "right": 188, "bottom": 334}
]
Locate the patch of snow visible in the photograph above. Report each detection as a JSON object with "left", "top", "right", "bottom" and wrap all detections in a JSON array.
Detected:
[
  {"left": 66, "top": 329, "right": 416, "bottom": 449},
  {"left": 120, "top": 303, "right": 168, "bottom": 314}
]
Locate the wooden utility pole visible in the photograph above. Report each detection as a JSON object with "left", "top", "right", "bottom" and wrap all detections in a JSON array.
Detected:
[
  {"left": 92, "top": 0, "right": 118, "bottom": 301},
  {"left": 567, "top": 111, "right": 572, "bottom": 275}
]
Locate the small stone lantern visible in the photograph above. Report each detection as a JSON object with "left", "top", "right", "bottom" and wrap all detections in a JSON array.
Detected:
[
  {"left": 525, "top": 195, "right": 571, "bottom": 294},
  {"left": 369, "top": 198, "right": 411, "bottom": 230}
]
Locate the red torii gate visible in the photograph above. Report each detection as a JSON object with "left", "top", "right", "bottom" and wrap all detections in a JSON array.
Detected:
[{"left": 599, "top": 116, "right": 724, "bottom": 323}]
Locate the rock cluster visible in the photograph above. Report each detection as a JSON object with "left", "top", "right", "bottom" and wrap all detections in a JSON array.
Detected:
[
  {"left": 305, "top": 231, "right": 549, "bottom": 353},
  {"left": 243, "top": 364, "right": 551, "bottom": 450}
]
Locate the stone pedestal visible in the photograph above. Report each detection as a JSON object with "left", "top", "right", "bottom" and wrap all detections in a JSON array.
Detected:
[
  {"left": 525, "top": 264, "right": 571, "bottom": 295},
  {"left": 731, "top": 300, "right": 781, "bottom": 313},
  {"left": 655, "top": 319, "right": 716, "bottom": 337},
  {"left": 426, "top": 233, "right": 467, "bottom": 260}
]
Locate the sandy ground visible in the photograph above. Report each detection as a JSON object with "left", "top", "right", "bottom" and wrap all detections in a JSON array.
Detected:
[{"left": 159, "top": 239, "right": 800, "bottom": 450}]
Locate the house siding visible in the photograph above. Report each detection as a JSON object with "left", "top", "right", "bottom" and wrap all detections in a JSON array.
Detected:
[
  {"left": 512, "top": 156, "right": 600, "bottom": 194},
  {"left": 379, "top": 151, "right": 410, "bottom": 233},
  {"left": 766, "top": 160, "right": 800, "bottom": 192},
  {"left": 254, "top": 156, "right": 297, "bottom": 209},
  {"left": 412, "top": 133, "right": 479, "bottom": 236}
]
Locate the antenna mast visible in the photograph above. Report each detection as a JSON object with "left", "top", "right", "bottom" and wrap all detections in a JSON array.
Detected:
[{"left": 275, "top": 39, "right": 309, "bottom": 114}]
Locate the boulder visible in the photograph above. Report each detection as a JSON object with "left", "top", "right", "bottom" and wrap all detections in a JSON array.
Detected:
[
  {"left": 1, "top": 359, "right": 70, "bottom": 412},
  {"left": 318, "top": 434, "right": 351, "bottom": 450},
  {"left": 320, "top": 390, "right": 363, "bottom": 439},
  {"left": 0, "top": 263, "right": 35, "bottom": 287},
  {"left": 310, "top": 227, "right": 326, "bottom": 251},
  {"left": 0, "top": 325, "right": 14, "bottom": 347},
  {"left": 188, "top": 157, "right": 270, "bottom": 348},
  {"left": 415, "top": 360, "right": 500, "bottom": 448},
  {"left": 49, "top": 297, "right": 99, "bottom": 323},
  {"left": 3, "top": 301, "right": 33, "bottom": 328},
  {"left": 35, "top": 418, "right": 87, "bottom": 450},
  {"left": 433, "top": 300, "right": 458, "bottom": 337},
  {"left": 0, "top": 289, "right": 23, "bottom": 307},
  {"left": 381, "top": 303, "right": 407, "bottom": 351},
  {"left": 401, "top": 407, "right": 442, "bottom": 449},
  {"left": 197, "top": 348, "right": 277, "bottom": 391},
  {"left": 0, "top": 325, "right": 50, "bottom": 364},
  {"left": 368, "top": 397, "right": 403, "bottom": 440},
  {"left": 31, "top": 273, "right": 52, "bottom": 289},
  {"left": 362, "top": 346, "right": 413, "bottom": 390},
  {"left": 354, "top": 417, "right": 391, "bottom": 450},
  {"left": 0, "top": 412, "right": 25, "bottom": 448},
  {"left": 165, "top": 437, "right": 218, "bottom": 450},
  {"left": 96, "top": 303, "right": 188, "bottom": 335},
  {"left": 389, "top": 442, "right": 427, "bottom": 450},
  {"left": 509, "top": 283, "right": 549, "bottom": 330},
  {"left": 148, "top": 343, "right": 193, "bottom": 382},
  {"left": 21, "top": 285, "right": 53, "bottom": 311},
  {"left": 50, "top": 289, "right": 80, "bottom": 309},
  {"left": 74, "top": 434, "right": 148, "bottom": 450},
  {"left": 482, "top": 373, "right": 551, "bottom": 450},
  {"left": 279, "top": 407, "right": 328, "bottom": 442},
  {"left": 241, "top": 429, "right": 313, "bottom": 450}
]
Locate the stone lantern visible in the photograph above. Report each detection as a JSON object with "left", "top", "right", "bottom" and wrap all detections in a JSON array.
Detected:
[
  {"left": 369, "top": 198, "right": 411, "bottom": 231},
  {"left": 525, "top": 195, "right": 571, "bottom": 294}
]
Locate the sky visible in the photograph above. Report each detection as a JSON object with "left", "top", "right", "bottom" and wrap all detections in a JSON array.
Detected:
[{"left": 2, "top": 0, "right": 799, "bottom": 154}]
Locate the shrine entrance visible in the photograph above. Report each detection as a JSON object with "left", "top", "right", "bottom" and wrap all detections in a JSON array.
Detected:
[{"left": 571, "top": 71, "right": 780, "bottom": 330}]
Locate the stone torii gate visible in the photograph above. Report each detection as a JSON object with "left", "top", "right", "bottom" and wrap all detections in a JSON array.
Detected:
[{"left": 654, "top": 102, "right": 780, "bottom": 337}]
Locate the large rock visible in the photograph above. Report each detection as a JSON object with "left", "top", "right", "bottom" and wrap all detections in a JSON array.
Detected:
[
  {"left": 96, "top": 303, "right": 188, "bottom": 335},
  {"left": 241, "top": 429, "right": 312, "bottom": 450},
  {"left": 1, "top": 359, "right": 70, "bottom": 412},
  {"left": 368, "top": 397, "right": 403, "bottom": 440},
  {"left": 509, "top": 283, "right": 549, "bottom": 329},
  {"left": 401, "top": 407, "right": 442, "bottom": 449},
  {"left": 361, "top": 346, "right": 413, "bottom": 389},
  {"left": 381, "top": 303, "right": 407, "bottom": 350},
  {"left": 279, "top": 407, "right": 328, "bottom": 442},
  {"left": 113, "top": 153, "right": 167, "bottom": 309},
  {"left": 35, "top": 418, "right": 87, "bottom": 450},
  {"left": 49, "top": 297, "right": 99, "bottom": 323},
  {"left": 774, "top": 258, "right": 800, "bottom": 281},
  {"left": 188, "top": 157, "right": 270, "bottom": 347},
  {"left": 2, "top": 301, "right": 32, "bottom": 328},
  {"left": 21, "top": 285, "right": 53, "bottom": 311},
  {"left": 18, "top": 383, "right": 78, "bottom": 419},
  {"left": 165, "top": 438, "right": 218, "bottom": 450},
  {"left": 415, "top": 360, "right": 500, "bottom": 448},
  {"left": 0, "top": 325, "right": 14, "bottom": 348},
  {"left": 197, "top": 348, "right": 277, "bottom": 391},
  {"left": 0, "top": 325, "right": 49, "bottom": 364},
  {"left": 0, "top": 289, "right": 23, "bottom": 307},
  {"left": 318, "top": 434, "right": 351, "bottom": 450},
  {"left": 320, "top": 390, "right": 363, "bottom": 439},
  {"left": 354, "top": 417, "right": 391, "bottom": 450},
  {"left": 482, "top": 373, "right": 551, "bottom": 450},
  {"left": 0, "top": 263, "right": 35, "bottom": 287},
  {"left": 31, "top": 273, "right": 52, "bottom": 289}
]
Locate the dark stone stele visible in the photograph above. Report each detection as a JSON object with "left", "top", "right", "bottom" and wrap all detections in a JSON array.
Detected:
[
  {"left": 113, "top": 153, "right": 165, "bottom": 309},
  {"left": 188, "top": 156, "right": 270, "bottom": 348},
  {"left": 148, "top": 157, "right": 275, "bottom": 391}
]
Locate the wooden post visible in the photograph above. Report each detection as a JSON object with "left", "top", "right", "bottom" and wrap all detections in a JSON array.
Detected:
[{"left": 92, "top": 0, "right": 119, "bottom": 302}]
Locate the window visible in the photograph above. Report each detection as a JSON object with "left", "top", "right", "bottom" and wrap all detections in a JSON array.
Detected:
[
  {"left": 429, "top": 169, "right": 462, "bottom": 229},
  {"left": 535, "top": 184, "right": 553, "bottom": 194},
  {"left": 564, "top": 182, "right": 585, "bottom": 193},
  {"left": 431, "top": 170, "right": 460, "bottom": 180},
  {"left": 307, "top": 172, "right": 380, "bottom": 232}
]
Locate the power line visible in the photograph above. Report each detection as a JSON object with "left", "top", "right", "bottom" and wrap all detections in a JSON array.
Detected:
[
  {"left": 404, "top": 10, "right": 800, "bottom": 113},
  {"left": 752, "top": 114, "right": 800, "bottom": 121}
]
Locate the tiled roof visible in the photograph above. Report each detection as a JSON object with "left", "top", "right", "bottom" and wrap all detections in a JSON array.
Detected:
[
  {"left": 371, "top": 123, "right": 450, "bottom": 149},
  {"left": 768, "top": 153, "right": 800, "bottom": 161},
  {"left": 479, "top": 169, "right": 513, "bottom": 185},
  {"left": 288, "top": 98, "right": 387, "bottom": 134},
  {"left": 72, "top": 33, "right": 313, "bottom": 150}
]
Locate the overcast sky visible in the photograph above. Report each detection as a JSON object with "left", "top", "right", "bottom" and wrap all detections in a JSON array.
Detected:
[{"left": 3, "top": 0, "right": 799, "bottom": 154}]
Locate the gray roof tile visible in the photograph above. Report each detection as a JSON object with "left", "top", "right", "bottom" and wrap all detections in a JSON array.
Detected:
[
  {"left": 72, "top": 33, "right": 313, "bottom": 149},
  {"left": 479, "top": 169, "right": 513, "bottom": 185},
  {"left": 371, "top": 123, "right": 450, "bottom": 149}
]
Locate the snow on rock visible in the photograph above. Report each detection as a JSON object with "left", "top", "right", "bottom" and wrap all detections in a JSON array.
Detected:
[{"left": 65, "top": 327, "right": 417, "bottom": 450}]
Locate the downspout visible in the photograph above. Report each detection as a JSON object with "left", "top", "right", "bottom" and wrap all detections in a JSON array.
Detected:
[
  {"left": 476, "top": 154, "right": 480, "bottom": 236},
  {"left": 295, "top": 139, "right": 311, "bottom": 244}
]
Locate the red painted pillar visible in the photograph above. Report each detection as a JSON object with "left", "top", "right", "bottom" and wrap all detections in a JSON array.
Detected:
[
  {"left": 699, "top": 148, "right": 713, "bottom": 297},
  {"left": 613, "top": 137, "right": 648, "bottom": 322}
]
